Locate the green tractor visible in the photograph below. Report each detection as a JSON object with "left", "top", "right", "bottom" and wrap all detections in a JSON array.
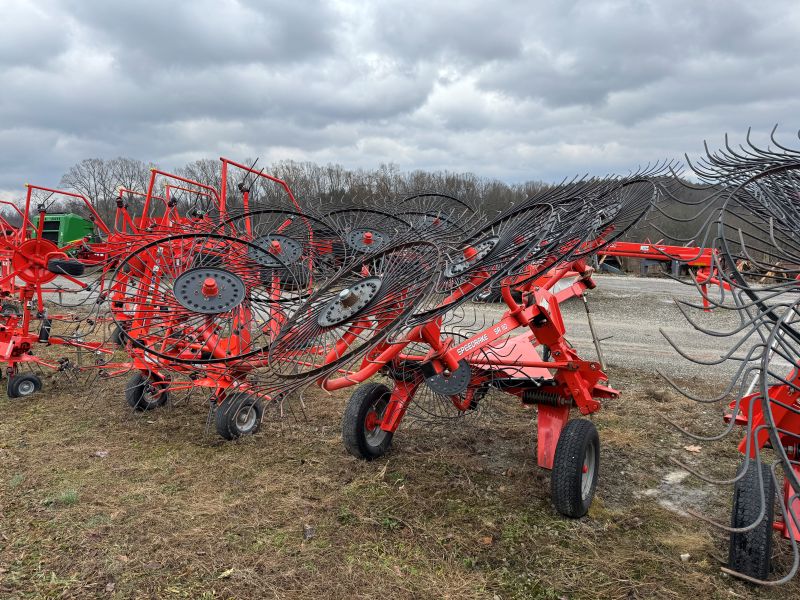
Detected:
[{"left": 31, "top": 213, "right": 97, "bottom": 247}]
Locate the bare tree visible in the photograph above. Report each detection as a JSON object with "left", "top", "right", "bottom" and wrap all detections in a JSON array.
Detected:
[{"left": 59, "top": 157, "right": 154, "bottom": 223}]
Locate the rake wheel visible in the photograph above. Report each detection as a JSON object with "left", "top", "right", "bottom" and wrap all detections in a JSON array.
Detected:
[
  {"left": 222, "top": 208, "right": 345, "bottom": 282},
  {"left": 110, "top": 233, "right": 302, "bottom": 367},
  {"left": 268, "top": 239, "right": 440, "bottom": 380},
  {"left": 325, "top": 208, "right": 412, "bottom": 254},
  {"left": 393, "top": 192, "right": 483, "bottom": 245}
]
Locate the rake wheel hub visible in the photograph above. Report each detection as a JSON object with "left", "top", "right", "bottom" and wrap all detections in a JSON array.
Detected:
[
  {"left": 346, "top": 228, "right": 388, "bottom": 252},
  {"left": 173, "top": 267, "right": 246, "bottom": 314},
  {"left": 249, "top": 234, "right": 303, "bottom": 267},
  {"left": 444, "top": 236, "right": 498, "bottom": 278},
  {"left": 317, "top": 277, "right": 383, "bottom": 327}
]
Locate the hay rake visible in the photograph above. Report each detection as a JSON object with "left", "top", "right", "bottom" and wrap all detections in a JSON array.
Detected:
[
  {"left": 659, "top": 128, "right": 800, "bottom": 583},
  {"left": 102, "top": 161, "right": 321, "bottom": 437},
  {"left": 1, "top": 155, "right": 670, "bottom": 524},
  {"left": 0, "top": 184, "right": 117, "bottom": 396},
  {"left": 0, "top": 160, "right": 310, "bottom": 438},
  {"left": 265, "top": 171, "right": 665, "bottom": 517}
]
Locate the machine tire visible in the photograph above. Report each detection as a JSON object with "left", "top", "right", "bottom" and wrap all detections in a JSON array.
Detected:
[
  {"left": 551, "top": 419, "right": 599, "bottom": 518},
  {"left": 110, "top": 324, "right": 129, "bottom": 347},
  {"left": 215, "top": 393, "right": 264, "bottom": 440},
  {"left": 125, "top": 372, "right": 169, "bottom": 411},
  {"left": 7, "top": 374, "right": 42, "bottom": 398},
  {"left": 342, "top": 382, "right": 394, "bottom": 460},
  {"left": 47, "top": 258, "right": 85, "bottom": 277},
  {"left": 1, "top": 302, "right": 21, "bottom": 316},
  {"left": 728, "top": 460, "right": 775, "bottom": 580}
]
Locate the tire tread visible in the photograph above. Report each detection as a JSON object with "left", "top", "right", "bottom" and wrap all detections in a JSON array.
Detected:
[
  {"left": 551, "top": 419, "right": 599, "bottom": 518},
  {"left": 342, "top": 382, "right": 392, "bottom": 460},
  {"left": 728, "top": 460, "right": 775, "bottom": 580}
]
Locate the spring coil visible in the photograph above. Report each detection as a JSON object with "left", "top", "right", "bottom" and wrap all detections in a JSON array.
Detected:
[{"left": 523, "top": 388, "right": 572, "bottom": 406}]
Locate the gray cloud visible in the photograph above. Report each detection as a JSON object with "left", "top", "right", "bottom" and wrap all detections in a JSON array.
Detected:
[{"left": 1, "top": 0, "right": 799, "bottom": 193}]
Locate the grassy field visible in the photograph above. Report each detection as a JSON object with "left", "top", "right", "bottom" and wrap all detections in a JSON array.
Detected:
[{"left": 1, "top": 365, "right": 796, "bottom": 599}]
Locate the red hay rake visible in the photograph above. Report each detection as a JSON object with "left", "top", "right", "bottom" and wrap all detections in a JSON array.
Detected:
[
  {"left": 661, "top": 129, "right": 800, "bottom": 584},
  {"left": 3, "top": 156, "right": 668, "bottom": 521},
  {"left": 0, "top": 185, "right": 112, "bottom": 396},
  {"left": 262, "top": 171, "right": 665, "bottom": 517}
]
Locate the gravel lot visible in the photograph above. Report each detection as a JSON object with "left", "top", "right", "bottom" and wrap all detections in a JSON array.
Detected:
[{"left": 473, "top": 273, "right": 786, "bottom": 382}]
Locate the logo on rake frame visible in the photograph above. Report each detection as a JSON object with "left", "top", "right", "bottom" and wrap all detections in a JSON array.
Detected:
[{"left": 457, "top": 333, "right": 489, "bottom": 356}]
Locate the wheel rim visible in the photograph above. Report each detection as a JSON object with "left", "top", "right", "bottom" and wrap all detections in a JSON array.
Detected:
[
  {"left": 364, "top": 399, "right": 389, "bottom": 447},
  {"left": 18, "top": 380, "right": 35, "bottom": 396},
  {"left": 235, "top": 404, "right": 258, "bottom": 433},
  {"left": 581, "top": 441, "right": 597, "bottom": 500},
  {"left": 144, "top": 384, "right": 160, "bottom": 406}
]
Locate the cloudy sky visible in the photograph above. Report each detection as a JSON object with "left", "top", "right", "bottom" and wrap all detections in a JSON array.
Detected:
[{"left": 1, "top": 0, "right": 799, "bottom": 193}]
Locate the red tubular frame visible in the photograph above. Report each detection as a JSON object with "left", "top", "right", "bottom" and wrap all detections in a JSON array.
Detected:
[
  {"left": 599, "top": 240, "right": 729, "bottom": 310},
  {"left": 219, "top": 157, "right": 303, "bottom": 215},
  {"left": 21, "top": 184, "right": 110, "bottom": 236},
  {"left": 140, "top": 169, "right": 221, "bottom": 230}
]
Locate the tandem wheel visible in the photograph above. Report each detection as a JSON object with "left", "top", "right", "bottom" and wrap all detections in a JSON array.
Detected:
[
  {"left": 215, "top": 393, "right": 264, "bottom": 440},
  {"left": 551, "top": 419, "right": 600, "bottom": 518},
  {"left": 728, "top": 460, "right": 775, "bottom": 580},
  {"left": 342, "top": 382, "right": 394, "bottom": 460},
  {"left": 7, "top": 373, "right": 43, "bottom": 398},
  {"left": 125, "top": 372, "right": 169, "bottom": 411}
]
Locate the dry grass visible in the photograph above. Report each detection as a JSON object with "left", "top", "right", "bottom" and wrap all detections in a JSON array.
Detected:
[{"left": 0, "top": 365, "right": 795, "bottom": 599}]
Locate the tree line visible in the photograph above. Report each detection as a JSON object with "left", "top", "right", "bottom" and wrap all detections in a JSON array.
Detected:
[{"left": 2, "top": 156, "right": 720, "bottom": 245}]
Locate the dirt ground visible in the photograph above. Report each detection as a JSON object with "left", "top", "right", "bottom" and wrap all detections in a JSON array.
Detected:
[{"left": 1, "top": 276, "right": 797, "bottom": 599}]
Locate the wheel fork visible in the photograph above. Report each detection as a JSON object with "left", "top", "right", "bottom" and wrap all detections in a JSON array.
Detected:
[{"left": 378, "top": 379, "right": 421, "bottom": 433}]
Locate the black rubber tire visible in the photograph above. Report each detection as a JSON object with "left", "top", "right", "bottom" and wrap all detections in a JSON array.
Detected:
[
  {"left": 1, "top": 301, "right": 21, "bottom": 316},
  {"left": 110, "top": 324, "right": 128, "bottom": 347},
  {"left": 47, "top": 258, "right": 85, "bottom": 277},
  {"left": 215, "top": 393, "right": 264, "bottom": 440},
  {"left": 342, "top": 382, "right": 394, "bottom": 460},
  {"left": 7, "top": 374, "right": 42, "bottom": 398},
  {"left": 728, "top": 460, "right": 775, "bottom": 580},
  {"left": 125, "top": 372, "right": 169, "bottom": 411},
  {"left": 551, "top": 419, "right": 600, "bottom": 518}
]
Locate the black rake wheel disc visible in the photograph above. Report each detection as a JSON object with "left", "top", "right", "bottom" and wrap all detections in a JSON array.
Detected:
[
  {"left": 221, "top": 208, "right": 346, "bottom": 282},
  {"left": 443, "top": 236, "right": 499, "bottom": 279},
  {"left": 317, "top": 276, "right": 383, "bottom": 327},
  {"left": 325, "top": 208, "right": 412, "bottom": 254},
  {"left": 173, "top": 267, "right": 246, "bottom": 314},
  {"left": 345, "top": 228, "right": 391, "bottom": 252},
  {"left": 267, "top": 239, "right": 441, "bottom": 381},
  {"left": 398, "top": 330, "right": 495, "bottom": 421},
  {"left": 249, "top": 234, "right": 304, "bottom": 267}
]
